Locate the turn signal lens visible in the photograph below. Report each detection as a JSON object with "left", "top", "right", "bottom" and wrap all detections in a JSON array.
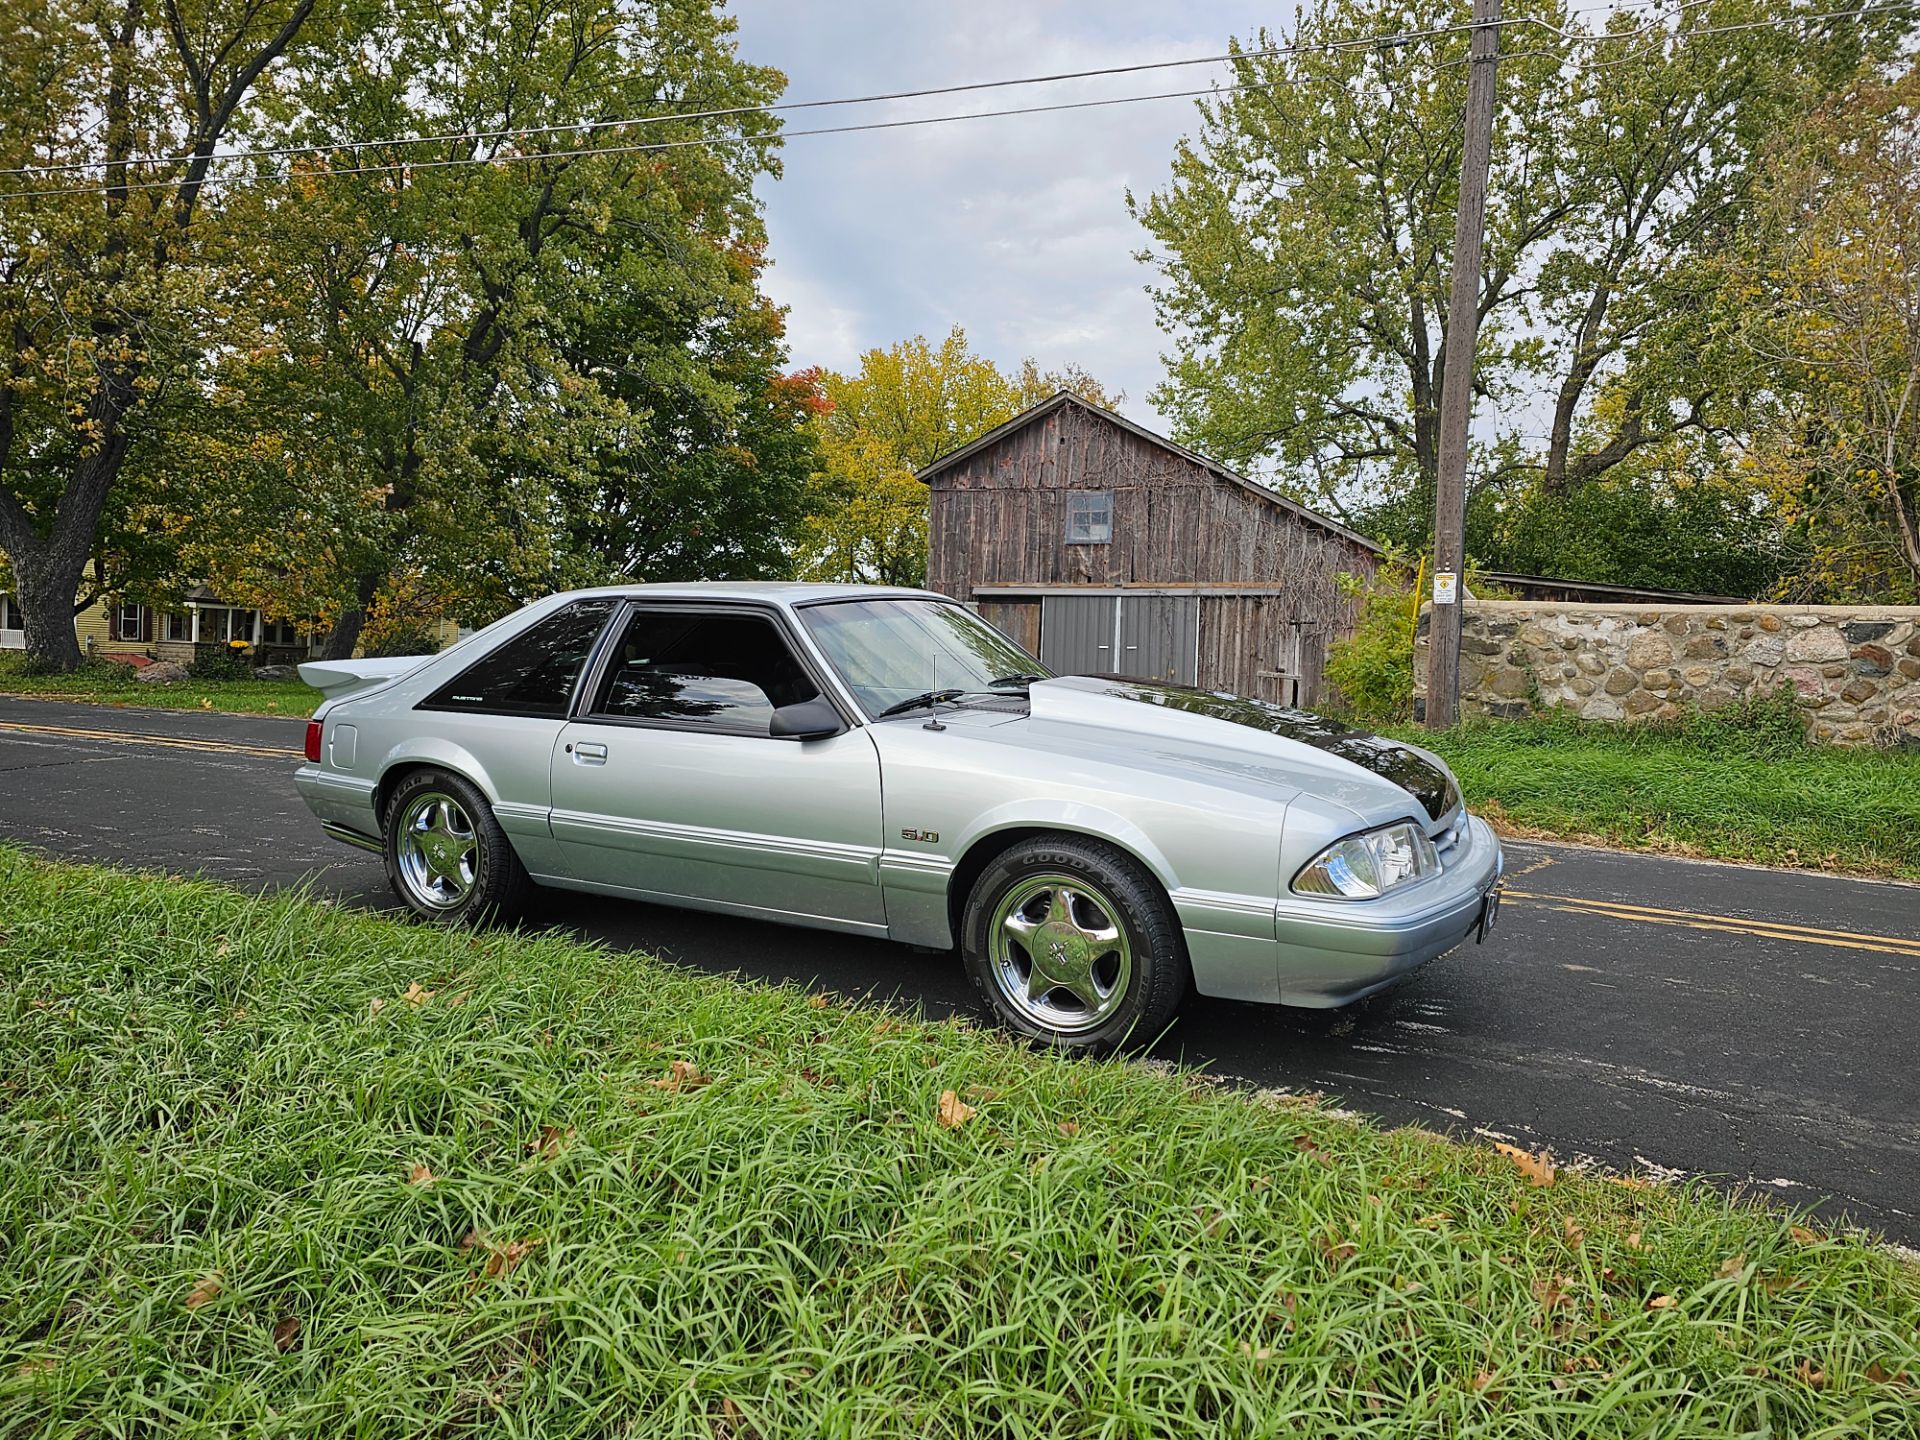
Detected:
[
  {"left": 304, "top": 719, "right": 323, "bottom": 763},
  {"left": 1294, "top": 821, "right": 1439, "bottom": 899}
]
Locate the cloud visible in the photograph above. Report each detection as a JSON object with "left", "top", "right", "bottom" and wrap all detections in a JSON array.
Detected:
[{"left": 738, "top": 0, "right": 1273, "bottom": 422}]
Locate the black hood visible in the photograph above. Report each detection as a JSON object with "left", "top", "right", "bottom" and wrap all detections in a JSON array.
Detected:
[{"left": 1082, "top": 677, "right": 1459, "bottom": 822}]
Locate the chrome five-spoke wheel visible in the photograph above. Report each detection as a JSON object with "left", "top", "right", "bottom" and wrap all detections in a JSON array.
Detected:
[
  {"left": 394, "top": 791, "right": 482, "bottom": 911},
  {"left": 988, "top": 874, "right": 1135, "bottom": 1035}
]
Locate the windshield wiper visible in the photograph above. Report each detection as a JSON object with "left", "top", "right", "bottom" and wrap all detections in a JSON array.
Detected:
[
  {"left": 875, "top": 687, "right": 968, "bottom": 719},
  {"left": 988, "top": 672, "right": 1048, "bottom": 688}
]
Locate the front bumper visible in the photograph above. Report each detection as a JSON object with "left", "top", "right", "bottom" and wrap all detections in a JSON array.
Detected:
[{"left": 1272, "top": 814, "right": 1504, "bottom": 1007}]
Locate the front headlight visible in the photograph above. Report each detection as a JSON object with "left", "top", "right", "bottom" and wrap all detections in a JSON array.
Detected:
[{"left": 1293, "top": 821, "right": 1439, "bottom": 899}]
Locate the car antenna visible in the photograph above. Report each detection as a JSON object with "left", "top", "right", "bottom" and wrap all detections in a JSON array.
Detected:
[{"left": 924, "top": 653, "right": 947, "bottom": 731}]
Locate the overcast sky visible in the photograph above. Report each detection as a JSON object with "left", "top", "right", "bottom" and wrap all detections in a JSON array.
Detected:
[{"left": 732, "top": 1, "right": 1277, "bottom": 424}]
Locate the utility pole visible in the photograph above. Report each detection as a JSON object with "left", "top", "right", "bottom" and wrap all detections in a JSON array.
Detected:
[{"left": 1425, "top": 0, "right": 1500, "bottom": 731}]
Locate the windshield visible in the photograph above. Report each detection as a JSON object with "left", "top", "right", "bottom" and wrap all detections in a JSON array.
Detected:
[{"left": 799, "top": 598, "right": 1049, "bottom": 718}]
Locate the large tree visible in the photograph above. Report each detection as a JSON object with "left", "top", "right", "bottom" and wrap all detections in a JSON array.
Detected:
[
  {"left": 0, "top": 0, "right": 337, "bottom": 668},
  {"left": 1740, "top": 66, "right": 1920, "bottom": 600},
  {"left": 1132, "top": 0, "right": 1908, "bottom": 546},
  {"left": 797, "top": 328, "right": 1112, "bottom": 587},
  {"left": 183, "top": 0, "right": 803, "bottom": 656}
]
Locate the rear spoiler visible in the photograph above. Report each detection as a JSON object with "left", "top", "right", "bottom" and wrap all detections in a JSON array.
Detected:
[{"left": 298, "top": 655, "right": 430, "bottom": 703}]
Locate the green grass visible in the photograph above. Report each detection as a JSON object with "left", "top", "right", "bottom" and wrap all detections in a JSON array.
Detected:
[
  {"left": 1398, "top": 704, "right": 1920, "bottom": 881},
  {"left": 2, "top": 849, "right": 1916, "bottom": 1437},
  {"left": 0, "top": 652, "right": 318, "bottom": 718}
]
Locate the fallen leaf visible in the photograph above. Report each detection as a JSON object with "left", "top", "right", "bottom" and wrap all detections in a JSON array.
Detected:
[
  {"left": 1646, "top": 1294, "right": 1676, "bottom": 1311},
  {"left": 1057, "top": 1121, "right": 1079, "bottom": 1137},
  {"left": 1294, "top": 1134, "right": 1335, "bottom": 1167},
  {"left": 1314, "top": 1231, "right": 1358, "bottom": 1265},
  {"left": 1239, "top": 1343, "right": 1275, "bottom": 1361},
  {"left": 1866, "top": 1361, "right": 1909, "bottom": 1385},
  {"left": 1470, "top": 1370, "right": 1498, "bottom": 1394},
  {"left": 401, "top": 981, "right": 434, "bottom": 1006},
  {"left": 1532, "top": 1275, "right": 1572, "bottom": 1314},
  {"left": 1790, "top": 1225, "right": 1819, "bottom": 1246},
  {"left": 271, "top": 1315, "right": 301, "bottom": 1352},
  {"left": 1626, "top": 1231, "right": 1644, "bottom": 1251},
  {"left": 367, "top": 997, "right": 386, "bottom": 1018},
  {"left": 200, "top": 698, "right": 213, "bottom": 710},
  {"left": 1795, "top": 1360, "right": 1825, "bottom": 1390},
  {"left": 185, "top": 1271, "right": 223, "bottom": 1310},
  {"left": 1417, "top": 1211, "right": 1454, "bottom": 1227},
  {"left": 408, "top": 1163, "right": 435, "bottom": 1187},
  {"left": 529, "top": 1125, "right": 576, "bottom": 1161},
  {"left": 459, "top": 1228, "right": 486, "bottom": 1253},
  {"left": 1562, "top": 1216, "right": 1586, "bottom": 1248},
  {"left": 1607, "top": 1174, "right": 1648, "bottom": 1190},
  {"left": 652, "top": 1060, "right": 709, "bottom": 1093},
  {"left": 482, "top": 1237, "right": 541, "bottom": 1279},
  {"left": 807, "top": 993, "right": 830, "bottom": 1010},
  {"left": 1250, "top": 1174, "right": 1273, "bottom": 1192},
  {"left": 1717, "top": 1254, "right": 1746, "bottom": 1279},
  {"left": 1493, "top": 1142, "right": 1555, "bottom": 1187},
  {"left": 937, "top": 1090, "right": 974, "bottom": 1129},
  {"left": 14, "top": 1357, "right": 57, "bottom": 1377}
]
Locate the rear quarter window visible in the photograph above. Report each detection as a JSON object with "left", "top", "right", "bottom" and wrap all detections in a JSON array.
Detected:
[{"left": 421, "top": 600, "right": 616, "bottom": 718}]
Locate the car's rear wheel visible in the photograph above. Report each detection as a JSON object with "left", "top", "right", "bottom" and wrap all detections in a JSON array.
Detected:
[
  {"left": 961, "top": 835, "right": 1189, "bottom": 1054},
  {"left": 383, "top": 768, "right": 532, "bottom": 924}
]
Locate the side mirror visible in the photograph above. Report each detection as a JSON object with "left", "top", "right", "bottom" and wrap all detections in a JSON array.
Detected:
[{"left": 769, "top": 696, "right": 846, "bottom": 741}]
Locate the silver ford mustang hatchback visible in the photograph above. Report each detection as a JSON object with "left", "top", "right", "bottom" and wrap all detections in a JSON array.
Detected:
[{"left": 296, "top": 583, "right": 1502, "bottom": 1051}]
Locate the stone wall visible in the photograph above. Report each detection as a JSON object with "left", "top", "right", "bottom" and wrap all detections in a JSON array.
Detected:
[{"left": 1413, "top": 602, "right": 1920, "bottom": 746}]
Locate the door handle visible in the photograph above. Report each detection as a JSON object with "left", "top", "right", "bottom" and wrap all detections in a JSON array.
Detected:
[{"left": 573, "top": 741, "right": 608, "bottom": 765}]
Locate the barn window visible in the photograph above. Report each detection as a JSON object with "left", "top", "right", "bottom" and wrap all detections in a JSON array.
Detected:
[{"left": 1065, "top": 490, "right": 1112, "bottom": 544}]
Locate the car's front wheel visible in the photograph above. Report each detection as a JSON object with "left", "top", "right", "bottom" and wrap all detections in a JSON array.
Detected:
[
  {"left": 961, "top": 835, "right": 1189, "bottom": 1054},
  {"left": 383, "top": 768, "right": 532, "bottom": 924}
]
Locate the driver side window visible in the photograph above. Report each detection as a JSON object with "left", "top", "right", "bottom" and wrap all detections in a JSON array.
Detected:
[{"left": 588, "top": 607, "right": 822, "bottom": 736}]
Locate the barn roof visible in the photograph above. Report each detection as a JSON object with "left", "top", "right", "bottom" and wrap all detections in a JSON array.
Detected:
[{"left": 915, "top": 391, "right": 1384, "bottom": 557}]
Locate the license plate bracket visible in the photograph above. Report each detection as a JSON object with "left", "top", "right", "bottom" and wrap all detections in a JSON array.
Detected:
[{"left": 1476, "top": 883, "right": 1503, "bottom": 943}]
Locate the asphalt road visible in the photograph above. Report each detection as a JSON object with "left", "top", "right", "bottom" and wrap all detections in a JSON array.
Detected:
[{"left": 3, "top": 694, "right": 1917, "bottom": 1243}]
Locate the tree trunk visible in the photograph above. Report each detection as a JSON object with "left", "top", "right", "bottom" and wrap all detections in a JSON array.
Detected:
[
  {"left": 9, "top": 547, "right": 88, "bottom": 672},
  {"left": 319, "top": 569, "right": 381, "bottom": 659}
]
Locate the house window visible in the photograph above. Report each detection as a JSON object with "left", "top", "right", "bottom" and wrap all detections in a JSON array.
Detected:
[
  {"left": 165, "top": 611, "right": 192, "bottom": 643},
  {"left": 261, "top": 616, "right": 300, "bottom": 646},
  {"left": 1065, "top": 491, "right": 1113, "bottom": 545},
  {"left": 113, "top": 602, "right": 149, "bottom": 642}
]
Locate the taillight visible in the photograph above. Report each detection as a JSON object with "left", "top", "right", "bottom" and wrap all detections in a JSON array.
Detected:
[{"left": 304, "top": 719, "right": 323, "bottom": 763}]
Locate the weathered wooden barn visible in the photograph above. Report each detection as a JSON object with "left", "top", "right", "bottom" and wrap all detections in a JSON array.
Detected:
[{"left": 918, "top": 392, "right": 1382, "bottom": 705}]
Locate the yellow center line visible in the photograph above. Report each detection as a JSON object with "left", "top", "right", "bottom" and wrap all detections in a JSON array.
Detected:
[
  {"left": 0, "top": 719, "right": 299, "bottom": 761},
  {"left": 1506, "top": 888, "right": 1920, "bottom": 958}
]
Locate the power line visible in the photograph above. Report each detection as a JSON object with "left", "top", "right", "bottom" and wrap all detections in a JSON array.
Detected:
[
  {"left": 0, "top": 0, "right": 1804, "bottom": 182},
  {"left": 2, "top": 0, "right": 1911, "bottom": 202},
  {"left": 0, "top": 16, "right": 1529, "bottom": 182},
  {"left": 1, "top": 78, "right": 1339, "bottom": 202}
]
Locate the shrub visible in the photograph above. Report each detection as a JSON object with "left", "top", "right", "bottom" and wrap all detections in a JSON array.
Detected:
[
  {"left": 1325, "top": 556, "right": 1419, "bottom": 722},
  {"left": 186, "top": 647, "right": 251, "bottom": 681}
]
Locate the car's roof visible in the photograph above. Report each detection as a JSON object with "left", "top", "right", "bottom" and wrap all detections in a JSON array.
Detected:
[{"left": 552, "top": 581, "right": 950, "bottom": 607}]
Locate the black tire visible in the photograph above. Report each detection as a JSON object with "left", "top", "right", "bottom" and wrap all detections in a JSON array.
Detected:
[
  {"left": 382, "top": 767, "right": 533, "bottom": 924},
  {"left": 960, "top": 834, "right": 1190, "bottom": 1055}
]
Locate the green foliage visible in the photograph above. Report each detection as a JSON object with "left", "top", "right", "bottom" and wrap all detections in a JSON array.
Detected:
[
  {"left": 4, "top": 847, "right": 1918, "bottom": 1434},
  {"left": 799, "top": 328, "right": 1114, "bottom": 585},
  {"left": 2, "top": 0, "right": 809, "bottom": 663},
  {"left": 1466, "top": 467, "right": 1796, "bottom": 600},
  {"left": 185, "top": 647, "right": 251, "bottom": 682},
  {"left": 1324, "top": 557, "right": 1421, "bottom": 722}
]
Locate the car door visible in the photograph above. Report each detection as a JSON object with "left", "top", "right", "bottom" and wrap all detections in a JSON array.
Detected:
[{"left": 549, "top": 602, "right": 887, "bottom": 931}]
